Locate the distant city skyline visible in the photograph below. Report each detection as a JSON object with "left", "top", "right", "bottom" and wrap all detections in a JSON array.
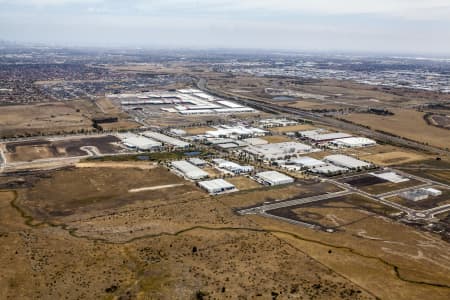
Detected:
[{"left": 1, "top": 0, "right": 450, "bottom": 56}]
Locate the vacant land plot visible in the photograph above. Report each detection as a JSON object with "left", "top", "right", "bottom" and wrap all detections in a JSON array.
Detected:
[
  {"left": 227, "top": 176, "right": 262, "bottom": 191},
  {"left": 261, "top": 135, "right": 293, "bottom": 143},
  {"left": 396, "top": 160, "right": 450, "bottom": 185},
  {"left": 341, "top": 175, "right": 423, "bottom": 195},
  {"left": 267, "top": 194, "right": 400, "bottom": 229},
  {"left": 342, "top": 109, "right": 450, "bottom": 149},
  {"left": 4, "top": 136, "right": 122, "bottom": 162},
  {"left": 184, "top": 126, "right": 215, "bottom": 135},
  {"left": 16, "top": 166, "right": 203, "bottom": 221},
  {"left": 268, "top": 124, "right": 316, "bottom": 133},
  {"left": 361, "top": 151, "right": 428, "bottom": 166},
  {"left": 0, "top": 101, "right": 96, "bottom": 138}
]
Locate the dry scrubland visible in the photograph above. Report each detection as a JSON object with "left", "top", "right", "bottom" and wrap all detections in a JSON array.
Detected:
[
  {"left": 342, "top": 109, "right": 450, "bottom": 149},
  {"left": 1, "top": 164, "right": 449, "bottom": 299},
  {"left": 0, "top": 100, "right": 137, "bottom": 138}
]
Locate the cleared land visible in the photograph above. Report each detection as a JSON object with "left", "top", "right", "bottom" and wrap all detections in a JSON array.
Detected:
[
  {"left": 268, "top": 124, "right": 316, "bottom": 133},
  {"left": 0, "top": 101, "right": 95, "bottom": 138},
  {"left": 227, "top": 176, "right": 262, "bottom": 191},
  {"left": 261, "top": 135, "right": 293, "bottom": 143},
  {"left": 342, "top": 109, "right": 450, "bottom": 149},
  {"left": 341, "top": 174, "right": 423, "bottom": 195},
  {"left": 4, "top": 136, "right": 123, "bottom": 162}
]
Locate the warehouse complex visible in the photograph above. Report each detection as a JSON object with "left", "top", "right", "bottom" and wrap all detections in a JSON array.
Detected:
[
  {"left": 245, "top": 142, "right": 316, "bottom": 161},
  {"left": 142, "top": 131, "right": 191, "bottom": 149},
  {"left": 119, "top": 133, "right": 162, "bottom": 151},
  {"left": 110, "top": 89, "right": 257, "bottom": 116},
  {"left": 212, "top": 159, "right": 254, "bottom": 174}
]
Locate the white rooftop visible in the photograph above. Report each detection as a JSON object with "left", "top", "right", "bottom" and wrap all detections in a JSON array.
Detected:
[
  {"left": 308, "top": 132, "right": 352, "bottom": 142},
  {"left": 256, "top": 171, "right": 294, "bottom": 184},
  {"left": 325, "top": 155, "right": 372, "bottom": 169},
  {"left": 245, "top": 142, "right": 316, "bottom": 160},
  {"left": 333, "top": 137, "right": 377, "bottom": 147},
  {"left": 370, "top": 172, "right": 409, "bottom": 183},
  {"left": 290, "top": 157, "right": 327, "bottom": 168}
]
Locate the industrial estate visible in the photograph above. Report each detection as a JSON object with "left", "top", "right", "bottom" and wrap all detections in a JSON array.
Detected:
[{"left": 0, "top": 45, "right": 449, "bottom": 300}]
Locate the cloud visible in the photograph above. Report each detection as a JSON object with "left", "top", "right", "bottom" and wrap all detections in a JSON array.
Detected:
[{"left": 2, "top": 0, "right": 450, "bottom": 20}]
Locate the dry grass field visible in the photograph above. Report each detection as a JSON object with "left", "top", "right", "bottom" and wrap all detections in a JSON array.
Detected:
[
  {"left": 268, "top": 124, "right": 316, "bottom": 133},
  {"left": 1, "top": 163, "right": 449, "bottom": 299},
  {"left": 184, "top": 126, "right": 215, "bottom": 135},
  {"left": 3, "top": 136, "right": 123, "bottom": 163},
  {"left": 261, "top": 135, "right": 293, "bottom": 143},
  {"left": 342, "top": 109, "right": 450, "bottom": 149},
  {"left": 0, "top": 101, "right": 95, "bottom": 137},
  {"left": 227, "top": 176, "right": 262, "bottom": 190},
  {"left": 360, "top": 150, "right": 428, "bottom": 166}
]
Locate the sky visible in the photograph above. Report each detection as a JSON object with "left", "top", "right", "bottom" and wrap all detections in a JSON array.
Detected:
[{"left": 1, "top": 0, "right": 450, "bottom": 55}]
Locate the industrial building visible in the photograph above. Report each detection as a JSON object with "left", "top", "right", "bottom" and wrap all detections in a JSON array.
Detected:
[
  {"left": 206, "top": 126, "right": 268, "bottom": 139},
  {"left": 289, "top": 157, "right": 327, "bottom": 169},
  {"left": 400, "top": 188, "right": 442, "bottom": 201},
  {"left": 311, "top": 165, "right": 348, "bottom": 176},
  {"left": 119, "top": 134, "right": 162, "bottom": 151},
  {"left": 171, "top": 160, "right": 209, "bottom": 180},
  {"left": 324, "top": 155, "right": 373, "bottom": 169},
  {"left": 212, "top": 159, "right": 254, "bottom": 174},
  {"left": 307, "top": 132, "right": 353, "bottom": 143},
  {"left": 259, "top": 118, "right": 298, "bottom": 128},
  {"left": 370, "top": 172, "right": 410, "bottom": 183},
  {"left": 188, "top": 157, "right": 208, "bottom": 167},
  {"left": 198, "top": 179, "right": 237, "bottom": 194},
  {"left": 423, "top": 188, "right": 442, "bottom": 197},
  {"left": 255, "top": 171, "right": 294, "bottom": 186},
  {"left": 331, "top": 137, "right": 377, "bottom": 148},
  {"left": 141, "top": 131, "right": 191, "bottom": 149},
  {"left": 242, "top": 138, "right": 269, "bottom": 146},
  {"left": 244, "top": 142, "right": 316, "bottom": 161}
]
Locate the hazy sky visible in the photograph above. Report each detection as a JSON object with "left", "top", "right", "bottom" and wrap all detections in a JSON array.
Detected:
[{"left": 1, "top": 0, "right": 450, "bottom": 55}]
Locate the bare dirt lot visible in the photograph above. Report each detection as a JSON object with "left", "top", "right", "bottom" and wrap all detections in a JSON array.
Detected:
[
  {"left": 3, "top": 135, "right": 123, "bottom": 162},
  {"left": 268, "top": 124, "right": 316, "bottom": 133},
  {"left": 227, "top": 176, "right": 262, "bottom": 190},
  {"left": 342, "top": 109, "right": 450, "bottom": 149},
  {"left": 340, "top": 175, "right": 423, "bottom": 195},
  {"left": 0, "top": 101, "right": 95, "bottom": 138}
]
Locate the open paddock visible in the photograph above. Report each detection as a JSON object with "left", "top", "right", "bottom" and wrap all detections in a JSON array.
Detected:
[
  {"left": 3, "top": 135, "right": 123, "bottom": 162},
  {"left": 16, "top": 166, "right": 204, "bottom": 222},
  {"left": 266, "top": 193, "right": 401, "bottom": 230}
]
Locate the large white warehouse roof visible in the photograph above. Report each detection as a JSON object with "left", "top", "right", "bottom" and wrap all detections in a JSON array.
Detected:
[
  {"left": 290, "top": 157, "right": 327, "bottom": 168},
  {"left": 171, "top": 160, "right": 209, "bottom": 180},
  {"left": 324, "top": 155, "right": 372, "bottom": 169},
  {"left": 332, "top": 137, "right": 377, "bottom": 148},
  {"left": 142, "top": 131, "right": 191, "bottom": 148},
  {"left": 198, "top": 179, "right": 237, "bottom": 194},
  {"left": 256, "top": 171, "right": 294, "bottom": 186},
  {"left": 121, "top": 134, "right": 162, "bottom": 150},
  {"left": 308, "top": 132, "right": 352, "bottom": 142},
  {"left": 245, "top": 142, "right": 316, "bottom": 160}
]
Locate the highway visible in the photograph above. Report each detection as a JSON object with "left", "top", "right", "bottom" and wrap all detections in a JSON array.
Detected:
[{"left": 197, "top": 78, "right": 449, "bottom": 156}]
